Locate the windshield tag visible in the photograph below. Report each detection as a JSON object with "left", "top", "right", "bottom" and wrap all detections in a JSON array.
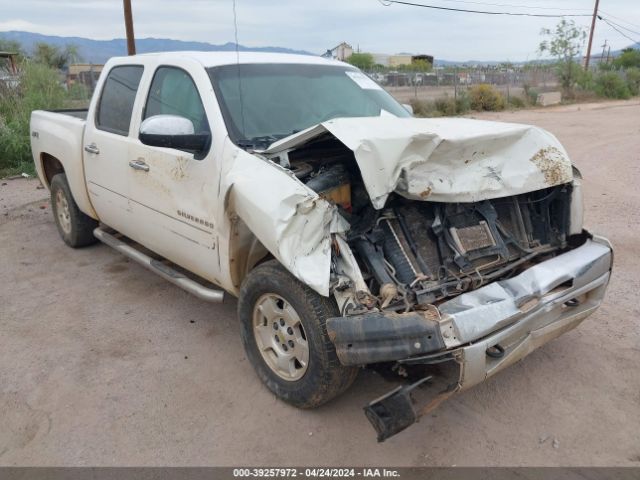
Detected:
[{"left": 345, "top": 71, "right": 382, "bottom": 90}]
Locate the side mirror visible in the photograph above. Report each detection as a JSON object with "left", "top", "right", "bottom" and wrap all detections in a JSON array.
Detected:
[
  {"left": 402, "top": 104, "right": 414, "bottom": 115},
  {"left": 139, "top": 114, "right": 210, "bottom": 152}
]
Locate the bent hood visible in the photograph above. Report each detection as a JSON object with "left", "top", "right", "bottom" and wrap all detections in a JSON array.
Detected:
[{"left": 263, "top": 116, "right": 573, "bottom": 209}]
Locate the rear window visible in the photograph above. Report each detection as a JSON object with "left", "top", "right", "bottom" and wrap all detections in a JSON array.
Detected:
[{"left": 96, "top": 65, "right": 144, "bottom": 135}]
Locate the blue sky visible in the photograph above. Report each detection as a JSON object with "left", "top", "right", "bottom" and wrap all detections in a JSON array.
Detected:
[{"left": 1, "top": 0, "right": 639, "bottom": 61}]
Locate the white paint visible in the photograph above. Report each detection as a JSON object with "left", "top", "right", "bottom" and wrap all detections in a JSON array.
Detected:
[{"left": 264, "top": 116, "right": 574, "bottom": 208}]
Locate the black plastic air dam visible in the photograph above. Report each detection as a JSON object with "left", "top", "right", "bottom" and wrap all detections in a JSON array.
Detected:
[{"left": 326, "top": 311, "right": 446, "bottom": 366}]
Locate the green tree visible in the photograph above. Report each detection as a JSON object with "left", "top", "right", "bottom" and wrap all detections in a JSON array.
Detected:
[
  {"left": 0, "top": 39, "right": 24, "bottom": 57},
  {"left": 346, "top": 52, "right": 374, "bottom": 70},
  {"left": 33, "top": 42, "right": 81, "bottom": 70},
  {"left": 613, "top": 48, "right": 640, "bottom": 70},
  {"left": 407, "top": 59, "right": 432, "bottom": 72},
  {"left": 539, "top": 19, "right": 587, "bottom": 95}
]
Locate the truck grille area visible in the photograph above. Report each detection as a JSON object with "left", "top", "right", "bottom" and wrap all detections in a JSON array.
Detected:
[{"left": 349, "top": 184, "right": 573, "bottom": 309}]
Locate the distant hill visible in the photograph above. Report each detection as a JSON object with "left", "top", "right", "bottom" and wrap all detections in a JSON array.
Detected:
[
  {"left": 2, "top": 30, "right": 637, "bottom": 66},
  {"left": 0, "top": 31, "right": 314, "bottom": 64}
]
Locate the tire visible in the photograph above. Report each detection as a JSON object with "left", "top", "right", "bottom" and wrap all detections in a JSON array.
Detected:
[
  {"left": 50, "top": 173, "right": 98, "bottom": 248},
  {"left": 238, "top": 260, "right": 358, "bottom": 408}
]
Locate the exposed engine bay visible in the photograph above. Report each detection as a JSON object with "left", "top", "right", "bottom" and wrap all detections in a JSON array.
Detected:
[{"left": 274, "top": 134, "right": 573, "bottom": 315}]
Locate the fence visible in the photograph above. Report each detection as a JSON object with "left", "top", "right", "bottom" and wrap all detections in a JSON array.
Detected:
[{"left": 364, "top": 66, "right": 560, "bottom": 104}]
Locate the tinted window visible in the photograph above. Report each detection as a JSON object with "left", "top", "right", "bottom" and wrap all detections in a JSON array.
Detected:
[
  {"left": 144, "top": 67, "right": 209, "bottom": 134},
  {"left": 96, "top": 65, "right": 144, "bottom": 135},
  {"left": 208, "top": 63, "right": 409, "bottom": 148}
]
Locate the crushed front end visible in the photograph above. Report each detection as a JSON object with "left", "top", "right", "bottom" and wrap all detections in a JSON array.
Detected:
[{"left": 259, "top": 117, "right": 613, "bottom": 441}]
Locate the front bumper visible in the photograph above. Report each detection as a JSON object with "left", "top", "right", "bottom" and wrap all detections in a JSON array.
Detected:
[
  {"left": 328, "top": 236, "right": 613, "bottom": 441},
  {"left": 328, "top": 236, "right": 613, "bottom": 368}
]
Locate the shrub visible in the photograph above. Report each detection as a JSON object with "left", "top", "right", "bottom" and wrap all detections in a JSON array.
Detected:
[
  {"left": 507, "top": 96, "right": 525, "bottom": 109},
  {"left": 0, "top": 62, "right": 68, "bottom": 176},
  {"left": 455, "top": 91, "right": 471, "bottom": 114},
  {"left": 625, "top": 67, "right": 640, "bottom": 96},
  {"left": 594, "top": 72, "right": 631, "bottom": 99},
  {"left": 469, "top": 84, "right": 505, "bottom": 111},
  {"left": 410, "top": 93, "right": 471, "bottom": 118},
  {"left": 434, "top": 97, "right": 457, "bottom": 116}
]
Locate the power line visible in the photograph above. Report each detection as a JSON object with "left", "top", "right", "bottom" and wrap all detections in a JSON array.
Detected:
[
  {"left": 600, "top": 16, "right": 640, "bottom": 45},
  {"left": 599, "top": 10, "right": 640, "bottom": 31},
  {"left": 407, "top": 0, "right": 591, "bottom": 12},
  {"left": 377, "top": 0, "right": 592, "bottom": 17},
  {"left": 601, "top": 16, "right": 640, "bottom": 37}
]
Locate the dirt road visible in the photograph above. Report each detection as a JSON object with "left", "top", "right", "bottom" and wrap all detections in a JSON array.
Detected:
[{"left": 1, "top": 99, "right": 639, "bottom": 466}]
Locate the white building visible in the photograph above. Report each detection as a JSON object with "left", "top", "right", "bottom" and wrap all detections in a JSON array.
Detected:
[{"left": 323, "top": 42, "right": 354, "bottom": 61}]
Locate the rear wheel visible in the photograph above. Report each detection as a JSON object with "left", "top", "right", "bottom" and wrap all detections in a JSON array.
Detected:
[
  {"left": 50, "top": 173, "right": 98, "bottom": 248},
  {"left": 238, "top": 260, "right": 358, "bottom": 408}
]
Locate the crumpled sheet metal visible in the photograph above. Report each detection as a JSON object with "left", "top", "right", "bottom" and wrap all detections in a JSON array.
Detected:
[
  {"left": 264, "top": 116, "right": 574, "bottom": 209},
  {"left": 226, "top": 149, "right": 349, "bottom": 296}
]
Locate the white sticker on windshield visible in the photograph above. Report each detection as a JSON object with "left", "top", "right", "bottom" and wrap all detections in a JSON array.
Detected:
[{"left": 345, "top": 71, "right": 383, "bottom": 90}]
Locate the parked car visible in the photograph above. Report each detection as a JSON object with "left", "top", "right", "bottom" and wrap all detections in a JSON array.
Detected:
[{"left": 30, "top": 52, "right": 613, "bottom": 441}]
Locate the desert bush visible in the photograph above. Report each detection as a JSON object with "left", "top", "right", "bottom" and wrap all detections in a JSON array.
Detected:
[
  {"left": 0, "top": 62, "right": 68, "bottom": 176},
  {"left": 469, "top": 84, "right": 505, "bottom": 111},
  {"left": 594, "top": 72, "right": 631, "bottom": 99},
  {"left": 455, "top": 90, "right": 471, "bottom": 114},
  {"left": 410, "top": 92, "right": 471, "bottom": 118},
  {"left": 625, "top": 67, "right": 640, "bottom": 96},
  {"left": 434, "top": 97, "right": 457, "bottom": 116},
  {"left": 507, "top": 96, "right": 525, "bottom": 109}
]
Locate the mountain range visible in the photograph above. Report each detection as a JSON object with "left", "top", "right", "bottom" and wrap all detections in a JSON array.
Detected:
[
  {"left": 0, "top": 31, "right": 314, "bottom": 64},
  {"left": 1, "top": 31, "right": 638, "bottom": 66}
]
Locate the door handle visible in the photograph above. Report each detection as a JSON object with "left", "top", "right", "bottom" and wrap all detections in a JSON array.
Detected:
[
  {"left": 84, "top": 143, "right": 100, "bottom": 155},
  {"left": 129, "top": 159, "right": 150, "bottom": 172}
]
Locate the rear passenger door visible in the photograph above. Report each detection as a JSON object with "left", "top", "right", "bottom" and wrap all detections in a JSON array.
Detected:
[
  {"left": 126, "top": 65, "right": 220, "bottom": 282},
  {"left": 84, "top": 64, "right": 144, "bottom": 234}
]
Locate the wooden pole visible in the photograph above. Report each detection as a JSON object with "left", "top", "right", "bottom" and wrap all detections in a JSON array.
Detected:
[
  {"left": 584, "top": 0, "right": 600, "bottom": 71},
  {"left": 123, "top": 0, "right": 136, "bottom": 55}
]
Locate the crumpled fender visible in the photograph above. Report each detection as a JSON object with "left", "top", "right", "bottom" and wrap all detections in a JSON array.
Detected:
[{"left": 225, "top": 148, "right": 349, "bottom": 296}]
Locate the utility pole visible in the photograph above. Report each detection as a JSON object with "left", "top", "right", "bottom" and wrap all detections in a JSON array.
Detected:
[
  {"left": 584, "top": 0, "right": 600, "bottom": 71},
  {"left": 601, "top": 40, "right": 608, "bottom": 66},
  {"left": 123, "top": 0, "right": 136, "bottom": 55}
]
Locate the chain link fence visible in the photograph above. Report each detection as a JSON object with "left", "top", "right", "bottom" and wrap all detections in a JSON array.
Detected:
[{"left": 364, "top": 66, "right": 560, "bottom": 104}]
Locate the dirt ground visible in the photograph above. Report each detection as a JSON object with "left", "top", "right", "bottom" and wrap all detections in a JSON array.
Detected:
[{"left": 1, "top": 99, "right": 639, "bottom": 467}]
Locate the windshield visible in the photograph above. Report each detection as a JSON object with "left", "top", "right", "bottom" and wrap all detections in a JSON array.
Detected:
[{"left": 207, "top": 63, "right": 410, "bottom": 148}]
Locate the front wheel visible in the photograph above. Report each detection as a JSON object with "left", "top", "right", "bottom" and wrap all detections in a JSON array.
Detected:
[{"left": 238, "top": 260, "right": 358, "bottom": 408}]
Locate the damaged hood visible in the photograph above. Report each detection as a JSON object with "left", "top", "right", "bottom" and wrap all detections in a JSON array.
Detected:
[{"left": 263, "top": 116, "right": 574, "bottom": 208}]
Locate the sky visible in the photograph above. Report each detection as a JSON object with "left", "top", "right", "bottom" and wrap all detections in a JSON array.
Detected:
[{"left": 1, "top": 0, "right": 639, "bottom": 61}]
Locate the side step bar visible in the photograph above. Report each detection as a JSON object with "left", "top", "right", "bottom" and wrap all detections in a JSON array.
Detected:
[{"left": 94, "top": 227, "right": 224, "bottom": 303}]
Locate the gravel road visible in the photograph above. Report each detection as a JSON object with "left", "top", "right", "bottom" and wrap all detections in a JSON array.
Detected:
[{"left": 1, "top": 99, "right": 639, "bottom": 466}]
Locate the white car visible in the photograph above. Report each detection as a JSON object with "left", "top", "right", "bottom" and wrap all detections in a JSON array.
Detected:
[{"left": 30, "top": 52, "right": 613, "bottom": 440}]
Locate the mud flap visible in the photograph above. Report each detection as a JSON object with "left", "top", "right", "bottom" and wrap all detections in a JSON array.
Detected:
[{"left": 364, "top": 376, "right": 431, "bottom": 442}]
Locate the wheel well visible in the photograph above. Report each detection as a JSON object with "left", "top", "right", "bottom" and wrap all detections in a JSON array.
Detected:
[
  {"left": 229, "top": 217, "right": 272, "bottom": 290},
  {"left": 41, "top": 153, "right": 64, "bottom": 187}
]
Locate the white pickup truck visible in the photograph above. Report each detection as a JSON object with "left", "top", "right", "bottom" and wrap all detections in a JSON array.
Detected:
[{"left": 31, "top": 51, "right": 613, "bottom": 440}]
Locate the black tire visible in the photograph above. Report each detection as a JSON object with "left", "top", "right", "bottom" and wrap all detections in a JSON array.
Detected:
[
  {"left": 238, "top": 260, "right": 358, "bottom": 408},
  {"left": 50, "top": 173, "right": 98, "bottom": 248}
]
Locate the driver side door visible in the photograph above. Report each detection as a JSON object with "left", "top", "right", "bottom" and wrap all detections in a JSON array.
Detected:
[{"left": 126, "top": 65, "right": 220, "bottom": 282}]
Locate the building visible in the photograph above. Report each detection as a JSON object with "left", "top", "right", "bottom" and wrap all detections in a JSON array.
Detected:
[
  {"left": 0, "top": 52, "right": 20, "bottom": 88},
  {"left": 323, "top": 42, "right": 353, "bottom": 61},
  {"left": 372, "top": 53, "right": 434, "bottom": 68},
  {"left": 66, "top": 63, "right": 104, "bottom": 90}
]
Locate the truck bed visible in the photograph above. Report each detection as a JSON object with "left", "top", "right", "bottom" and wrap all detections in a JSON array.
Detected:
[
  {"left": 50, "top": 108, "right": 89, "bottom": 120},
  {"left": 30, "top": 108, "right": 96, "bottom": 219}
]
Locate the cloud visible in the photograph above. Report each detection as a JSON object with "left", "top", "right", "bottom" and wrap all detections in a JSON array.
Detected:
[{"left": 2, "top": 0, "right": 639, "bottom": 61}]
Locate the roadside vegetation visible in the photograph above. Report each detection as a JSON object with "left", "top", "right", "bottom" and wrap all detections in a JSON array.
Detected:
[
  {"left": 0, "top": 40, "right": 80, "bottom": 177},
  {"left": 407, "top": 20, "right": 639, "bottom": 118}
]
